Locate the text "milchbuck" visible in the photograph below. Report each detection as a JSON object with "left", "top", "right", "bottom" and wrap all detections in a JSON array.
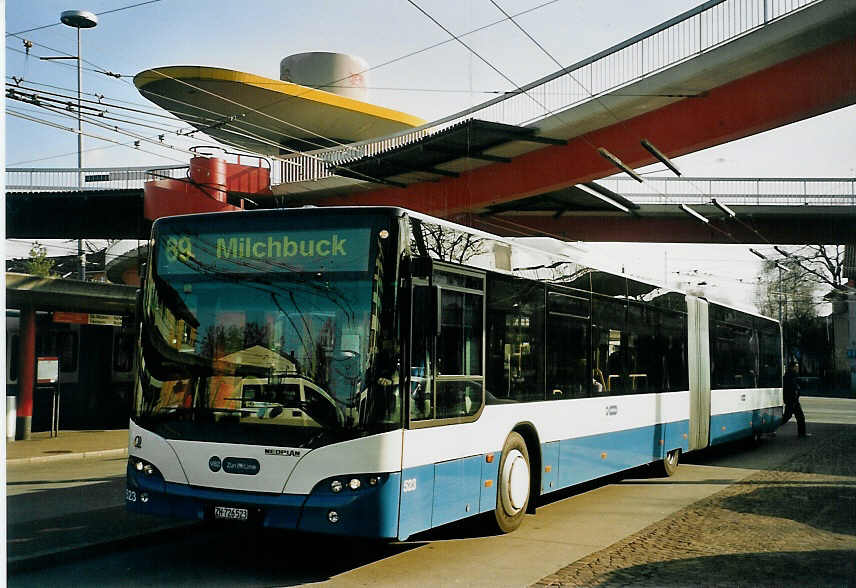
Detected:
[{"left": 216, "top": 234, "right": 348, "bottom": 260}]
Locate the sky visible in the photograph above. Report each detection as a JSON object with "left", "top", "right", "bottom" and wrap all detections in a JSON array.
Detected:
[{"left": 4, "top": 0, "right": 855, "bottom": 310}]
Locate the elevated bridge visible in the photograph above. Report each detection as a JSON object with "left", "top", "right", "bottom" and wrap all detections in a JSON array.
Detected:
[
  {"left": 7, "top": 168, "right": 854, "bottom": 243},
  {"left": 6, "top": 0, "right": 856, "bottom": 244},
  {"left": 467, "top": 176, "right": 856, "bottom": 243},
  {"left": 5, "top": 166, "right": 187, "bottom": 239},
  {"left": 270, "top": 0, "right": 856, "bottom": 241}
]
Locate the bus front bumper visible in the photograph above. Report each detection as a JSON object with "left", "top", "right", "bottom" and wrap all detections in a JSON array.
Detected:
[{"left": 126, "top": 464, "right": 401, "bottom": 538}]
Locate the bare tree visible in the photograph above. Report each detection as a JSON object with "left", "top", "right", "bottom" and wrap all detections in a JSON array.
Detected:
[
  {"left": 773, "top": 245, "right": 847, "bottom": 291},
  {"left": 753, "top": 245, "right": 847, "bottom": 371},
  {"left": 755, "top": 260, "right": 817, "bottom": 322},
  {"left": 755, "top": 245, "right": 847, "bottom": 321},
  {"left": 411, "top": 221, "right": 487, "bottom": 264}
]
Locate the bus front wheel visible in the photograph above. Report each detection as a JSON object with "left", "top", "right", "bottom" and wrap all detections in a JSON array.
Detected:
[{"left": 494, "top": 432, "right": 531, "bottom": 533}]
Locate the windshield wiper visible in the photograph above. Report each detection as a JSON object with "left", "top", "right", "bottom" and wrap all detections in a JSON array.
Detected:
[{"left": 302, "top": 427, "right": 348, "bottom": 449}]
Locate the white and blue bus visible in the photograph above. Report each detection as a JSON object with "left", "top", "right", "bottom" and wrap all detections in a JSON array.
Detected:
[{"left": 127, "top": 206, "right": 783, "bottom": 539}]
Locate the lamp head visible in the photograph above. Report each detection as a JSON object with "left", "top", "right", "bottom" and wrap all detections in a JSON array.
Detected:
[{"left": 61, "top": 10, "right": 98, "bottom": 29}]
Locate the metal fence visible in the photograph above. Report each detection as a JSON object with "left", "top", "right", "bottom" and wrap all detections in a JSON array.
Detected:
[
  {"left": 273, "top": 0, "right": 821, "bottom": 185},
  {"left": 599, "top": 176, "right": 856, "bottom": 206},
  {"left": 6, "top": 165, "right": 188, "bottom": 192}
]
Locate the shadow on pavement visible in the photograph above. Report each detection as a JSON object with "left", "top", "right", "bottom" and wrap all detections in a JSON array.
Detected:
[
  {"left": 585, "top": 550, "right": 856, "bottom": 587},
  {"left": 682, "top": 422, "right": 856, "bottom": 476},
  {"left": 719, "top": 484, "right": 856, "bottom": 536},
  {"left": 10, "top": 523, "right": 425, "bottom": 587},
  {"left": 7, "top": 477, "right": 126, "bottom": 525},
  {"left": 126, "top": 525, "right": 424, "bottom": 586},
  {"left": 408, "top": 511, "right": 503, "bottom": 541}
]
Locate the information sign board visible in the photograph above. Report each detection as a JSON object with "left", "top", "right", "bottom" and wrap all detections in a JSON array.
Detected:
[
  {"left": 54, "top": 312, "right": 123, "bottom": 326},
  {"left": 37, "top": 356, "right": 59, "bottom": 384},
  {"left": 89, "top": 314, "right": 123, "bottom": 326}
]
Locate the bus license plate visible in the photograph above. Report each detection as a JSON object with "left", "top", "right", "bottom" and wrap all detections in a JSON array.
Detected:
[{"left": 214, "top": 506, "right": 248, "bottom": 521}]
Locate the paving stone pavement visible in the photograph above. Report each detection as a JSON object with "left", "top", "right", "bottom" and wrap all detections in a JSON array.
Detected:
[{"left": 534, "top": 428, "right": 856, "bottom": 587}]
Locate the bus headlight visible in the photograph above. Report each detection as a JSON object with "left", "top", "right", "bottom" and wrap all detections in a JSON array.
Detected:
[
  {"left": 317, "top": 473, "right": 388, "bottom": 495},
  {"left": 328, "top": 510, "right": 340, "bottom": 523},
  {"left": 129, "top": 457, "right": 163, "bottom": 479}
]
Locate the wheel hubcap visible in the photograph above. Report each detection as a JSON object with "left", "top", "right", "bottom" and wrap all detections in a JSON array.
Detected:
[{"left": 501, "top": 449, "right": 529, "bottom": 514}]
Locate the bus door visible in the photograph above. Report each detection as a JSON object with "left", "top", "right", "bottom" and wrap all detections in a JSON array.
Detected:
[
  {"left": 399, "top": 264, "right": 485, "bottom": 539},
  {"left": 687, "top": 297, "right": 711, "bottom": 451}
]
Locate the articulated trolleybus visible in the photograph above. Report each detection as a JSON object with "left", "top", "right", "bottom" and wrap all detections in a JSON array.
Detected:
[{"left": 127, "top": 206, "right": 784, "bottom": 538}]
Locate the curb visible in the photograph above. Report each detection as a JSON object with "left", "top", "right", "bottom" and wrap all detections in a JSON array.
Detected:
[{"left": 7, "top": 447, "right": 128, "bottom": 466}]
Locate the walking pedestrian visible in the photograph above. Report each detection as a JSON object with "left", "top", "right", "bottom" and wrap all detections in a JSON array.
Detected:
[{"left": 782, "top": 361, "right": 808, "bottom": 437}]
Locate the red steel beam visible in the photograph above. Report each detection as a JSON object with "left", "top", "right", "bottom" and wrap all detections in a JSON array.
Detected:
[
  {"left": 317, "top": 38, "right": 856, "bottom": 215},
  {"left": 469, "top": 214, "right": 856, "bottom": 245}
]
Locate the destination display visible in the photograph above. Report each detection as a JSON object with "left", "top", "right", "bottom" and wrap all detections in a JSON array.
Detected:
[{"left": 155, "top": 227, "right": 373, "bottom": 275}]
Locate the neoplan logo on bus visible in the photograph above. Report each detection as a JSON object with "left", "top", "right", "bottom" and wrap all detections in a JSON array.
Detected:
[{"left": 265, "top": 448, "right": 301, "bottom": 457}]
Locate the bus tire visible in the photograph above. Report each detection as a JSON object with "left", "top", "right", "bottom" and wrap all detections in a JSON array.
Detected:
[
  {"left": 653, "top": 448, "right": 680, "bottom": 477},
  {"left": 494, "top": 432, "right": 531, "bottom": 533}
]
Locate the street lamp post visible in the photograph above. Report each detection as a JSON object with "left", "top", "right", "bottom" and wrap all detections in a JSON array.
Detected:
[
  {"left": 63, "top": 10, "right": 98, "bottom": 281},
  {"left": 42, "top": 10, "right": 98, "bottom": 280}
]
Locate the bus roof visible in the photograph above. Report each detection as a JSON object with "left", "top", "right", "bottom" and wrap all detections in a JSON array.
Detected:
[{"left": 151, "top": 206, "right": 777, "bottom": 323}]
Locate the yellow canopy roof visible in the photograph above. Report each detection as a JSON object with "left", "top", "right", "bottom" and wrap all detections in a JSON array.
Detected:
[{"left": 135, "top": 66, "right": 424, "bottom": 155}]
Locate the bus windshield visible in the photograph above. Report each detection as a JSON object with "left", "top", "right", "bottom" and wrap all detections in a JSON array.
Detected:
[{"left": 133, "top": 211, "right": 401, "bottom": 449}]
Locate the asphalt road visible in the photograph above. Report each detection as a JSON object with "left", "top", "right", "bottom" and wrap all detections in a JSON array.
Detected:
[
  {"left": 7, "top": 396, "right": 854, "bottom": 587},
  {"left": 7, "top": 455, "right": 129, "bottom": 524}
]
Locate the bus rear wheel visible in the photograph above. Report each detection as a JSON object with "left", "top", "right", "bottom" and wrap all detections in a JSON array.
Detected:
[
  {"left": 494, "top": 432, "right": 531, "bottom": 533},
  {"left": 653, "top": 448, "right": 680, "bottom": 477}
]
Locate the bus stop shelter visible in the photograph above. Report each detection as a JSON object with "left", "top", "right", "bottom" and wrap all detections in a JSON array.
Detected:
[{"left": 6, "top": 273, "right": 138, "bottom": 439}]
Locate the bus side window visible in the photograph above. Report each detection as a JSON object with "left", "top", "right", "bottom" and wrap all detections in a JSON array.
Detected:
[
  {"left": 593, "top": 294, "right": 626, "bottom": 395},
  {"left": 486, "top": 275, "right": 545, "bottom": 403},
  {"left": 547, "top": 291, "right": 589, "bottom": 399},
  {"left": 435, "top": 288, "right": 483, "bottom": 419},
  {"left": 626, "top": 302, "right": 653, "bottom": 395},
  {"left": 758, "top": 320, "right": 781, "bottom": 388}
]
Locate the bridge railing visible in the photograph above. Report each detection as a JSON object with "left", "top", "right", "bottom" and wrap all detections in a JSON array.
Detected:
[
  {"left": 598, "top": 176, "right": 856, "bottom": 206},
  {"left": 6, "top": 165, "right": 189, "bottom": 192},
  {"left": 272, "top": 0, "right": 821, "bottom": 186}
]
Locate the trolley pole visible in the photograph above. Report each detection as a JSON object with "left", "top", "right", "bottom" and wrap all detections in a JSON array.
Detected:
[{"left": 778, "top": 265, "right": 783, "bottom": 323}]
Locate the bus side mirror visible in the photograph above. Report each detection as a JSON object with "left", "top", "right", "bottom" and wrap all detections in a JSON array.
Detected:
[{"left": 412, "top": 256, "right": 433, "bottom": 278}]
